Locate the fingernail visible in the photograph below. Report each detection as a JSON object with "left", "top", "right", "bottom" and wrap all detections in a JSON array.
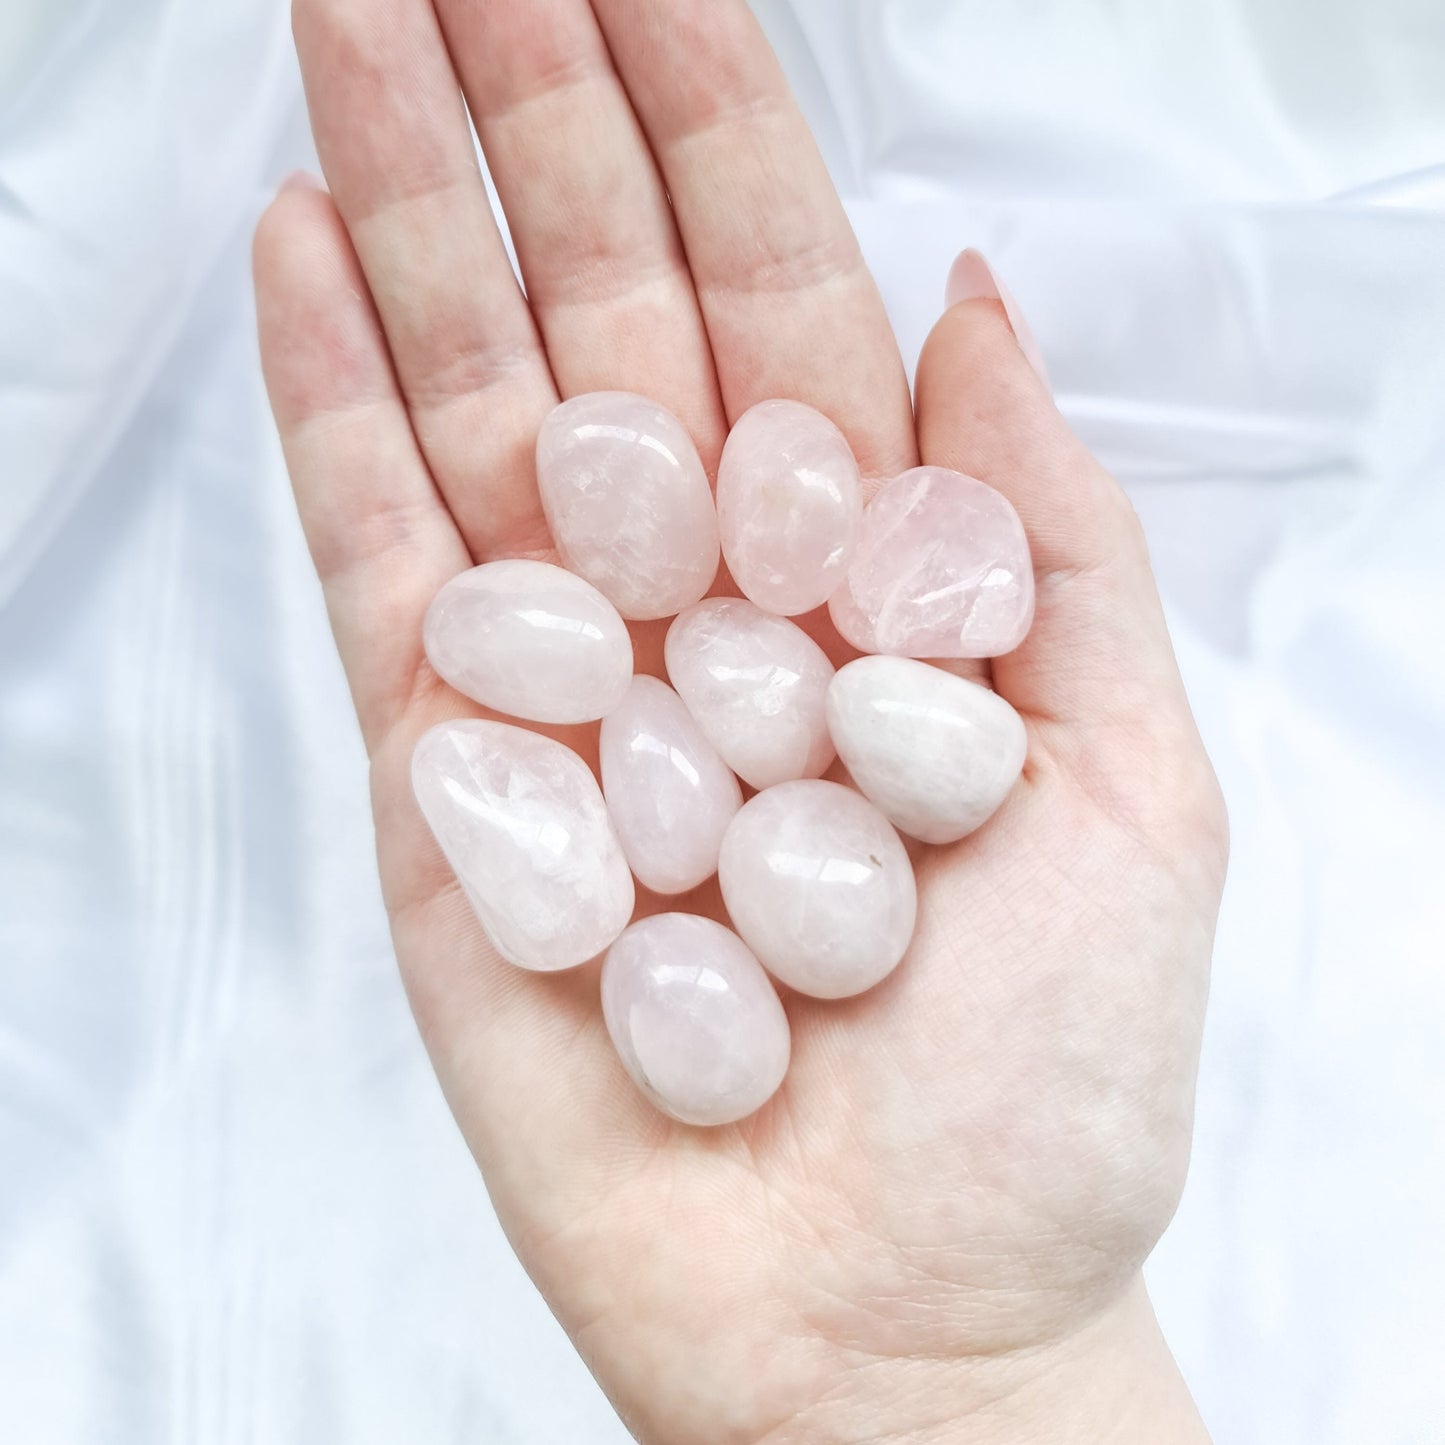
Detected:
[
  {"left": 944, "top": 248, "right": 1050, "bottom": 389},
  {"left": 280, "top": 170, "right": 325, "bottom": 194}
]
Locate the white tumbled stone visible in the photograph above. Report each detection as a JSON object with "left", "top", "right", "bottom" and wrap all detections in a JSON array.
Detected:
[
  {"left": 602, "top": 914, "right": 791, "bottom": 1126},
  {"left": 411, "top": 720, "right": 634, "bottom": 972},
  {"left": 600, "top": 676, "right": 743, "bottom": 896},
  {"left": 423, "top": 559, "right": 633, "bottom": 724},
  {"left": 827, "top": 656, "right": 1027, "bottom": 844},
  {"left": 717, "top": 399, "right": 863, "bottom": 616},
  {"left": 535, "top": 391, "right": 720, "bottom": 620},
  {"left": 664, "top": 598, "right": 834, "bottom": 791},
  {"left": 718, "top": 780, "right": 917, "bottom": 1000}
]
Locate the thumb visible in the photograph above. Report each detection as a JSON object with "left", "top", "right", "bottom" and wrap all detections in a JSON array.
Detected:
[{"left": 915, "top": 254, "right": 1224, "bottom": 853}]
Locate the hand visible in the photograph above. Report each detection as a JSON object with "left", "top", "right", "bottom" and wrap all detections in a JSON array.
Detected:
[{"left": 254, "top": 2, "right": 1227, "bottom": 1440}]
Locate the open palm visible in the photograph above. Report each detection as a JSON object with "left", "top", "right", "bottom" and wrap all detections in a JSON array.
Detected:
[{"left": 254, "top": 2, "right": 1226, "bottom": 1440}]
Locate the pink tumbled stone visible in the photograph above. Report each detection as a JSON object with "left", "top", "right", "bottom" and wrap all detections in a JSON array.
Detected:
[
  {"left": 412, "top": 720, "right": 634, "bottom": 972},
  {"left": 827, "top": 656, "right": 1027, "bottom": 844},
  {"left": 535, "top": 391, "right": 720, "bottom": 620},
  {"left": 602, "top": 914, "right": 790, "bottom": 1126},
  {"left": 664, "top": 598, "right": 835, "bottom": 791},
  {"left": 423, "top": 559, "right": 632, "bottom": 724},
  {"left": 828, "top": 466, "right": 1035, "bottom": 658},
  {"left": 718, "top": 780, "right": 917, "bottom": 1000},
  {"left": 600, "top": 676, "right": 743, "bottom": 896},
  {"left": 717, "top": 399, "right": 863, "bottom": 616}
]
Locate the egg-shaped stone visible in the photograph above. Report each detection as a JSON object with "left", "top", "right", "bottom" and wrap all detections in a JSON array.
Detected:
[
  {"left": 717, "top": 399, "right": 863, "bottom": 616},
  {"left": 602, "top": 914, "right": 791, "bottom": 1126},
  {"left": 411, "top": 720, "right": 634, "bottom": 971},
  {"left": 664, "top": 598, "right": 834, "bottom": 790},
  {"left": 828, "top": 466, "right": 1034, "bottom": 658},
  {"left": 600, "top": 676, "right": 743, "bottom": 896},
  {"left": 423, "top": 559, "right": 633, "bottom": 724},
  {"left": 827, "top": 656, "right": 1027, "bottom": 844},
  {"left": 535, "top": 391, "right": 720, "bottom": 620},
  {"left": 718, "top": 780, "right": 916, "bottom": 1000}
]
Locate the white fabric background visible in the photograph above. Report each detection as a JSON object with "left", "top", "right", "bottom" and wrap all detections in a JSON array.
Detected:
[{"left": 2, "top": 1, "right": 1442, "bottom": 1440}]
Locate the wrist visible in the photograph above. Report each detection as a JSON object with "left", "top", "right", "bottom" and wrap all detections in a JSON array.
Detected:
[{"left": 776, "top": 1276, "right": 1209, "bottom": 1445}]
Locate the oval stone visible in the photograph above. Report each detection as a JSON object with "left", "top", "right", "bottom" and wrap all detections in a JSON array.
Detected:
[
  {"left": 664, "top": 598, "right": 834, "bottom": 791},
  {"left": 828, "top": 466, "right": 1034, "bottom": 658},
  {"left": 535, "top": 391, "right": 720, "bottom": 620},
  {"left": 423, "top": 559, "right": 633, "bottom": 724},
  {"left": 411, "top": 720, "right": 634, "bottom": 971},
  {"left": 717, "top": 399, "right": 863, "bottom": 616},
  {"left": 602, "top": 914, "right": 791, "bottom": 1126},
  {"left": 600, "top": 676, "right": 743, "bottom": 896},
  {"left": 718, "top": 780, "right": 917, "bottom": 999},
  {"left": 827, "top": 656, "right": 1027, "bottom": 843}
]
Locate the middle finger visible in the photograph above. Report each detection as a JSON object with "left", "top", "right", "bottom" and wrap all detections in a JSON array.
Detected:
[
  {"left": 591, "top": 0, "right": 918, "bottom": 484},
  {"left": 434, "top": 0, "right": 729, "bottom": 462}
]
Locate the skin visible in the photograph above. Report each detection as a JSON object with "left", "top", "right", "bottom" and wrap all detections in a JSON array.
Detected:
[{"left": 253, "top": 2, "right": 1228, "bottom": 1440}]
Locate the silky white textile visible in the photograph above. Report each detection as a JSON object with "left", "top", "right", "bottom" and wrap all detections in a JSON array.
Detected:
[{"left": 2, "top": 1, "right": 1443, "bottom": 1441}]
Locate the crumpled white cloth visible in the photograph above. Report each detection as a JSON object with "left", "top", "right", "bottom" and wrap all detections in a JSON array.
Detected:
[{"left": 1, "top": 1, "right": 1442, "bottom": 1441}]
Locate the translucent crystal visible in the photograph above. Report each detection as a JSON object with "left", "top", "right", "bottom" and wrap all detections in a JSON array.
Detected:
[
  {"left": 717, "top": 399, "right": 862, "bottom": 616},
  {"left": 664, "top": 598, "right": 834, "bottom": 791},
  {"left": 411, "top": 720, "right": 634, "bottom": 971},
  {"left": 600, "top": 676, "right": 742, "bottom": 896},
  {"left": 535, "top": 391, "right": 720, "bottom": 620},
  {"left": 828, "top": 466, "right": 1034, "bottom": 658},
  {"left": 602, "top": 914, "right": 790, "bottom": 1126},
  {"left": 423, "top": 559, "right": 632, "bottom": 724},
  {"left": 718, "top": 780, "right": 917, "bottom": 1000}
]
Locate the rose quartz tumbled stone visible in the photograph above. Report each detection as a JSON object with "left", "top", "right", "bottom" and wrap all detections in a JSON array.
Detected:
[
  {"left": 535, "top": 391, "right": 720, "bottom": 620},
  {"left": 412, "top": 720, "right": 634, "bottom": 972},
  {"left": 665, "top": 598, "right": 835, "bottom": 791},
  {"left": 602, "top": 914, "right": 790, "bottom": 1126},
  {"left": 600, "top": 676, "right": 743, "bottom": 896},
  {"left": 718, "top": 780, "right": 917, "bottom": 999},
  {"left": 828, "top": 466, "right": 1034, "bottom": 658},
  {"left": 827, "top": 656, "right": 1027, "bottom": 844},
  {"left": 423, "top": 559, "right": 633, "bottom": 724},
  {"left": 717, "top": 399, "right": 863, "bottom": 616}
]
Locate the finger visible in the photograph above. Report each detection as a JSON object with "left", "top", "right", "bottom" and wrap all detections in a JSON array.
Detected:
[
  {"left": 253, "top": 179, "right": 470, "bottom": 753},
  {"left": 292, "top": 0, "right": 558, "bottom": 559},
  {"left": 255, "top": 180, "right": 648, "bottom": 1213},
  {"left": 433, "top": 0, "right": 727, "bottom": 458},
  {"left": 916, "top": 295, "right": 1186, "bottom": 723},
  {"left": 589, "top": 0, "right": 915, "bottom": 480},
  {"left": 913, "top": 284, "right": 1225, "bottom": 844}
]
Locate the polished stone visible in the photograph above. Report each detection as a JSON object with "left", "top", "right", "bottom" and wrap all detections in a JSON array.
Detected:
[
  {"left": 718, "top": 780, "right": 917, "bottom": 999},
  {"left": 828, "top": 466, "right": 1034, "bottom": 657},
  {"left": 600, "top": 676, "right": 743, "bottom": 896},
  {"left": 717, "top": 399, "right": 863, "bottom": 616},
  {"left": 423, "top": 559, "right": 633, "bottom": 724},
  {"left": 665, "top": 598, "right": 835, "bottom": 791},
  {"left": 602, "top": 913, "right": 791, "bottom": 1126},
  {"left": 827, "top": 656, "right": 1027, "bottom": 843},
  {"left": 411, "top": 720, "right": 634, "bottom": 971},
  {"left": 535, "top": 391, "right": 720, "bottom": 620}
]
